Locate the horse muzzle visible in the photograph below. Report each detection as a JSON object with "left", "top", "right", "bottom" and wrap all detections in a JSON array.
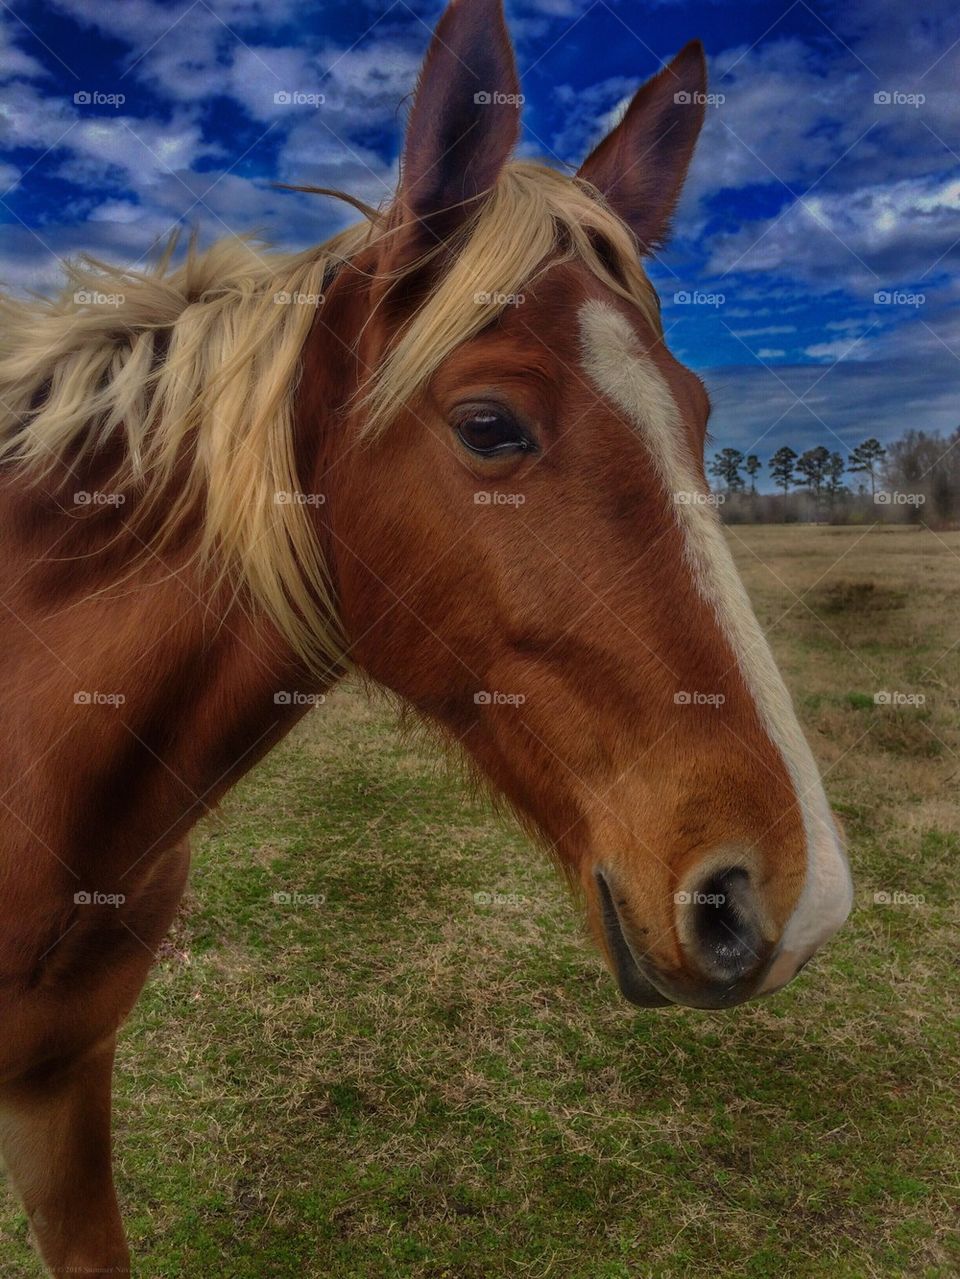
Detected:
[{"left": 595, "top": 864, "right": 795, "bottom": 1011}]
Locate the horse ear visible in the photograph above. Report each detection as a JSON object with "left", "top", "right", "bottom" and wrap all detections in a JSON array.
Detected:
[
  {"left": 577, "top": 41, "right": 707, "bottom": 253},
  {"left": 393, "top": 0, "right": 520, "bottom": 253}
]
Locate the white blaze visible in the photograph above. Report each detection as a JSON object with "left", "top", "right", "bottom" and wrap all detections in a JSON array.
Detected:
[{"left": 579, "top": 300, "right": 852, "bottom": 976}]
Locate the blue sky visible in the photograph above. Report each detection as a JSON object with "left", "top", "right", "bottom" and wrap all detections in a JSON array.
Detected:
[{"left": 1, "top": 0, "right": 957, "bottom": 468}]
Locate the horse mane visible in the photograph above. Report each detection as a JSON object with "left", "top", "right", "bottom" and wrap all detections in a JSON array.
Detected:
[{"left": 0, "top": 162, "right": 662, "bottom": 675}]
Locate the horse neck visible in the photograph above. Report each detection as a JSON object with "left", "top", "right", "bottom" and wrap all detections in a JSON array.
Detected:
[{"left": 0, "top": 498, "right": 338, "bottom": 871}]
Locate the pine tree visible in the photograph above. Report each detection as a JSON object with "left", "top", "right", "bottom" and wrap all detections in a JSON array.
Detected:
[
  {"left": 769, "top": 446, "right": 798, "bottom": 496},
  {"left": 796, "top": 446, "right": 831, "bottom": 500},
  {"left": 708, "top": 447, "right": 745, "bottom": 492},
  {"left": 745, "top": 454, "right": 761, "bottom": 494},
  {"left": 847, "top": 438, "right": 886, "bottom": 497},
  {"left": 826, "top": 451, "right": 847, "bottom": 498}
]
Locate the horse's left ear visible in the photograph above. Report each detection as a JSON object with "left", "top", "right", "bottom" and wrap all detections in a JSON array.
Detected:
[
  {"left": 577, "top": 41, "right": 707, "bottom": 253},
  {"left": 393, "top": 0, "right": 520, "bottom": 254}
]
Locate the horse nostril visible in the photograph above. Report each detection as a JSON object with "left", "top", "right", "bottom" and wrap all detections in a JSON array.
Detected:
[{"left": 683, "top": 866, "right": 765, "bottom": 984}]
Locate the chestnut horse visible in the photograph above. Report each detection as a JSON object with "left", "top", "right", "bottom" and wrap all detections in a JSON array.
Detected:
[{"left": 0, "top": 0, "right": 853, "bottom": 1272}]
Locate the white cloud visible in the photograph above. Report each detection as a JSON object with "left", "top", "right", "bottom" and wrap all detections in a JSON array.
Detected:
[
  {"left": 804, "top": 340, "right": 865, "bottom": 361},
  {"left": 704, "top": 345, "right": 960, "bottom": 457},
  {"left": 548, "top": 77, "right": 639, "bottom": 165},
  {"left": 706, "top": 175, "right": 960, "bottom": 290},
  {"left": 684, "top": 38, "right": 853, "bottom": 204},
  {"left": 0, "top": 19, "right": 47, "bottom": 80},
  {"left": 824, "top": 317, "right": 868, "bottom": 331},
  {"left": 0, "top": 74, "right": 212, "bottom": 191},
  {"left": 0, "top": 77, "right": 74, "bottom": 150},
  {"left": 87, "top": 199, "right": 143, "bottom": 223},
  {"left": 0, "top": 160, "right": 20, "bottom": 192},
  {"left": 277, "top": 124, "right": 397, "bottom": 206},
  {"left": 731, "top": 325, "right": 796, "bottom": 337}
]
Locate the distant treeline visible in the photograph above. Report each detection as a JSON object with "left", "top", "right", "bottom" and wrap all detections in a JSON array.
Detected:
[{"left": 709, "top": 428, "right": 960, "bottom": 526}]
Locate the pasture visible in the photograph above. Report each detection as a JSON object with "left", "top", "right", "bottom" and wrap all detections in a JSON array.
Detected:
[{"left": 2, "top": 524, "right": 957, "bottom": 1278}]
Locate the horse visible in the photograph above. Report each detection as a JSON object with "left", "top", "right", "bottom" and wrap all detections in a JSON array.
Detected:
[{"left": 0, "top": 0, "right": 853, "bottom": 1272}]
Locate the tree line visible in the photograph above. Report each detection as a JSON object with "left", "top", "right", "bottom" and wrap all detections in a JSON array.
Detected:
[
  {"left": 710, "top": 439, "right": 887, "bottom": 498},
  {"left": 707, "top": 428, "right": 960, "bottom": 526}
]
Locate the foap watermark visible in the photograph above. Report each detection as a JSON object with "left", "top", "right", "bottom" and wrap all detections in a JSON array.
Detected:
[
  {"left": 473, "top": 90, "right": 524, "bottom": 106},
  {"left": 271, "top": 890, "right": 326, "bottom": 907},
  {"left": 875, "top": 490, "right": 925, "bottom": 506},
  {"left": 273, "top": 691, "right": 326, "bottom": 707},
  {"left": 274, "top": 90, "right": 325, "bottom": 108},
  {"left": 74, "top": 890, "right": 126, "bottom": 907},
  {"left": 74, "top": 290, "right": 124, "bottom": 307},
  {"left": 74, "top": 490, "right": 126, "bottom": 507},
  {"left": 674, "top": 890, "right": 726, "bottom": 906},
  {"left": 674, "top": 289, "right": 725, "bottom": 308},
  {"left": 873, "top": 90, "right": 925, "bottom": 108},
  {"left": 872, "top": 889, "right": 925, "bottom": 907},
  {"left": 674, "top": 490, "right": 724, "bottom": 507},
  {"left": 474, "top": 290, "right": 526, "bottom": 307},
  {"left": 674, "top": 89, "right": 725, "bottom": 107},
  {"left": 473, "top": 890, "right": 528, "bottom": 908},
  {"left": 874, "top": 690, "right": 926, "bottom": 707},
  {"left": 474, "top": 490, "right": 525, "bottom": 507},
  {"left": 474, "top": 690, "right": 526, "bottom": 707},
  {"left": 74, "top": 690, "right": 126, "bottom": 707},
  {"left": 74, "top": 90, "right": 125, "bottom": 108},
  {"left": 274, "top": 290, "right": 324, "bottom": 306},
  {"left": 674, "top": 690, "right": 726, "bottom": 708},
  {"left": 274, "top": 490, "right": 325, "bottom": 506},
  {"left": 874, "top": 289, "right": 925, "bottom": 307}
]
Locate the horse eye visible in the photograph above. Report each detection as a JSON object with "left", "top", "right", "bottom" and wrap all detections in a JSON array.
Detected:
[{"left": 454, "top": 407, "right": 533, "bottom": 457}]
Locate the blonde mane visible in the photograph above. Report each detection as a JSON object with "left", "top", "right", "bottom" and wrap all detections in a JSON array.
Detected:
[{"left": 0, "top": 162, "right": 662, "bottom": 675}]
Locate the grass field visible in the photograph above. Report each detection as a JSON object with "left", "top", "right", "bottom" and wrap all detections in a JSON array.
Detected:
[{"left": 2, "top": 525, "right": 958, "bottom": 1278}]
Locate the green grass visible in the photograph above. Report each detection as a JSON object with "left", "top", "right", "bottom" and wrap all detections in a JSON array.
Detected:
[{"left": 2, "top": 526, "right": 958, "bottom": 1277}]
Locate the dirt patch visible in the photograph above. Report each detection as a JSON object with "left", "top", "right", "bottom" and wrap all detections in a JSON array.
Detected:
[{"left": 814, "top": 579, "right": 909, "bottom": 614}]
